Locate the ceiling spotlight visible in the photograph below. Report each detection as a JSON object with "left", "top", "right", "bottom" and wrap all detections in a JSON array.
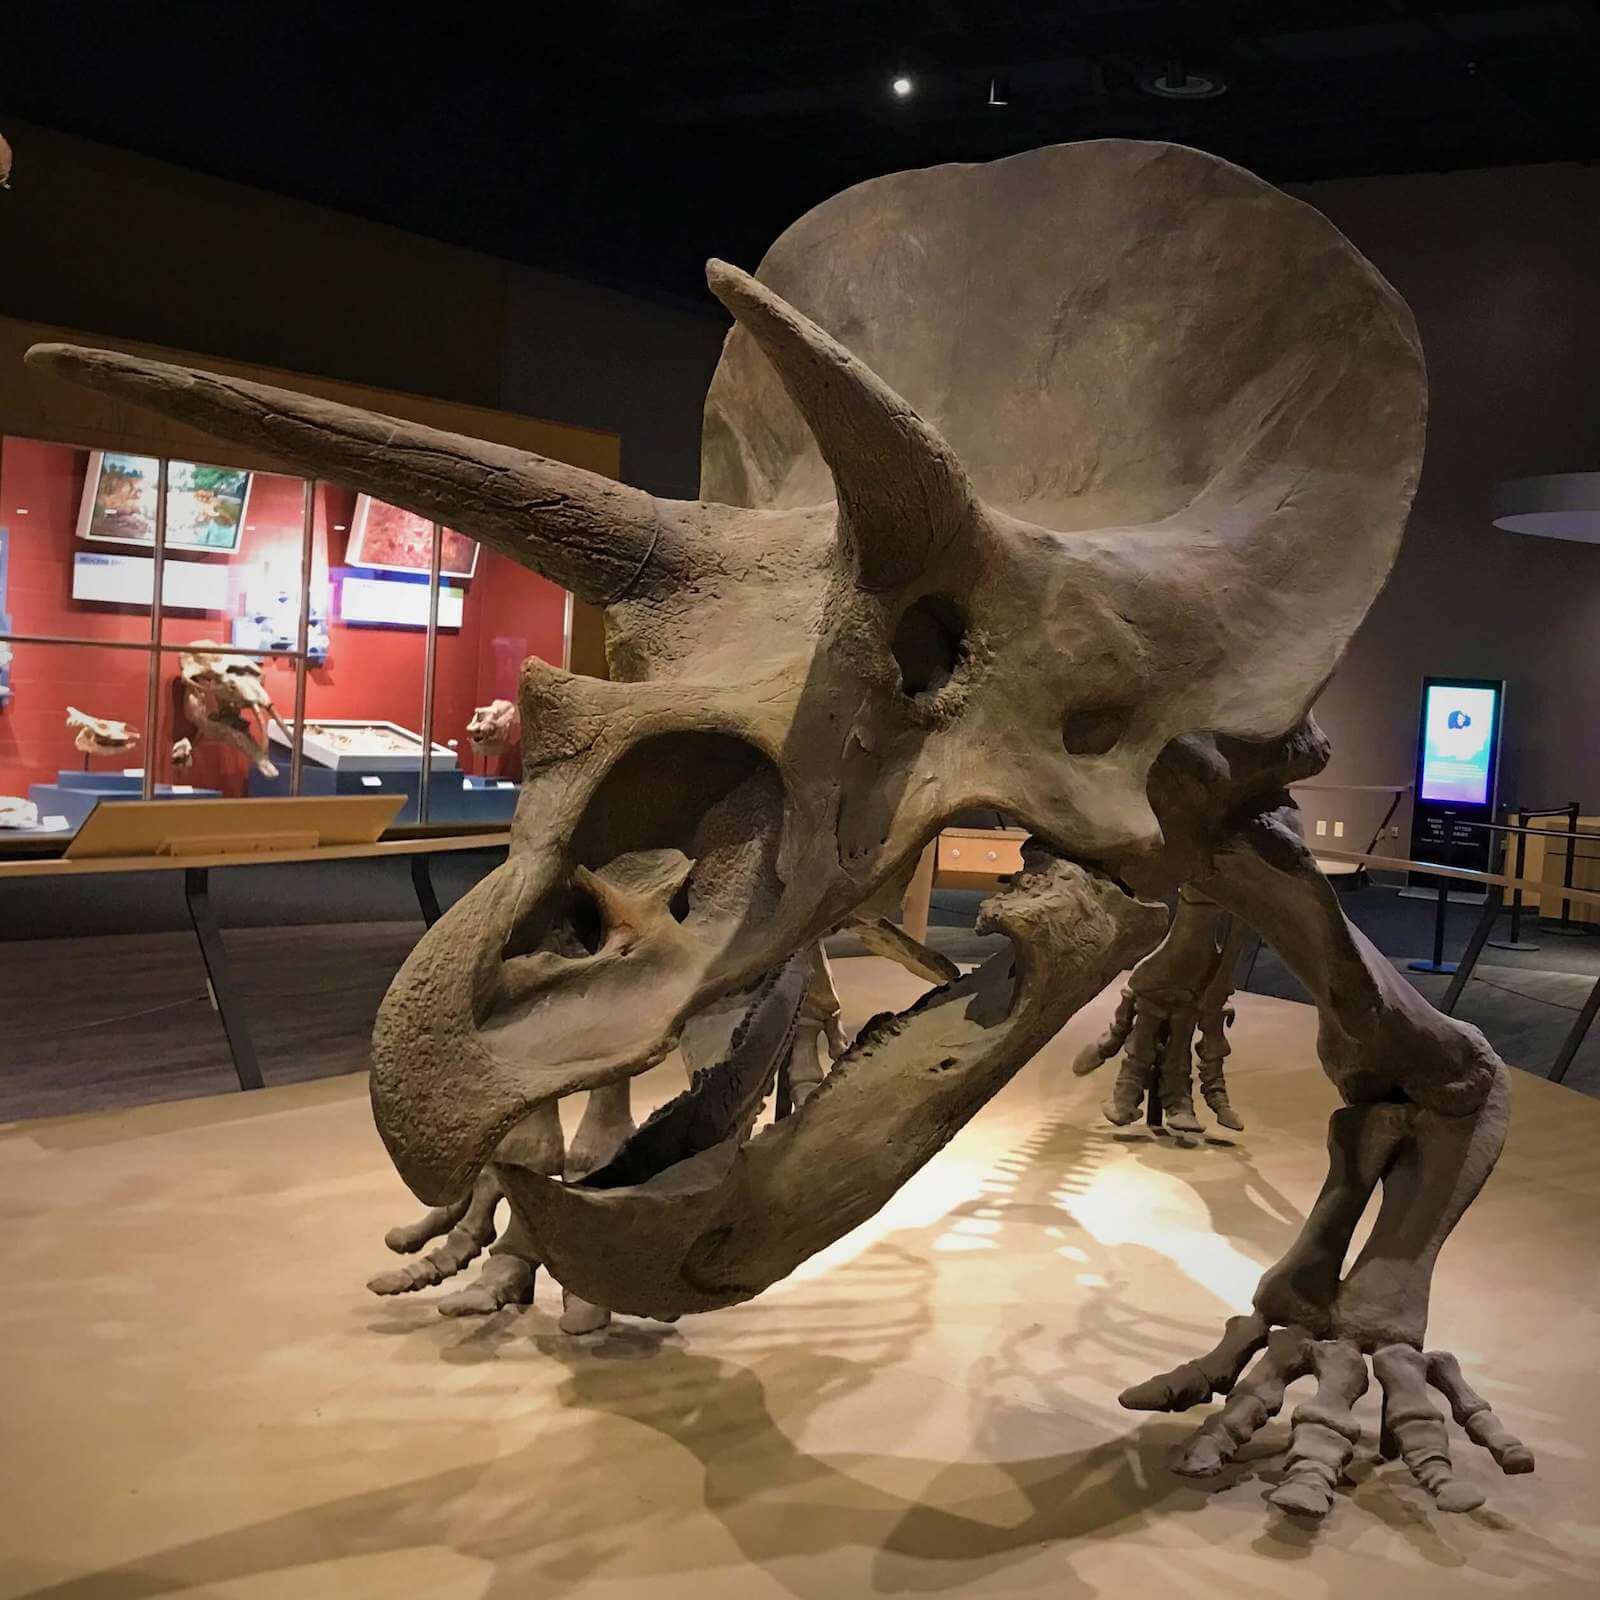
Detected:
[
  {"left": 1141, "top": 58, "right": 1227, "bottom": 100},
  {"left": 987, "top": 75, "right": 1010, "bottom": 107},
  {"left": 891, "top": 75, "right": 914, "bottom": 98}
]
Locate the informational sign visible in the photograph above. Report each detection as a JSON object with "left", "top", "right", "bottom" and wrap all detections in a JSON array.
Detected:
[
  {"left": 1407, "top": 676, "right": 1505, "bottom": 896},
  {"left": 71, "top": 550, "right": 231, "bottom": 611},
  {"left": 338, "top": 573, "right": 463, "bottom": 630},
  {"left": 1419, "top": 682, "right": 1499, "bottom": 805}
]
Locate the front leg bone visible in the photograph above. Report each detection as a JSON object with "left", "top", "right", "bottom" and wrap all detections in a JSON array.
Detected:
[
  {"left": 1076, "top": 889, "right": 1246, "bottom": 1138},
  {"left": 1122, "top": 801, "right": 1530, "bottom": 1519}
]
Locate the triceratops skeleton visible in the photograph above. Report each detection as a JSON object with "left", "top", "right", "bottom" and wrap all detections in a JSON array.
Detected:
[{"left": 27, "top": 140, "right": 1532, "bottom": 1524}]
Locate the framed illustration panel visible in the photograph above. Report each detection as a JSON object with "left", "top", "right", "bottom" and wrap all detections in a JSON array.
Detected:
[
  {"left": 76, "top": 452, "right": 252, "bottom": 552},
  {"left": 346, "top": 495, "right": 480, "bottom": 580}
]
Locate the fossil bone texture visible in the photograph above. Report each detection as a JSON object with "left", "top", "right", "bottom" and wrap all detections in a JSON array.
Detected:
[
  {"left": 174, "top": 643, "right": 286, "bottom": 777},
  {"left": 66, "top": 705, "right": 139, "bottom": 758},
  {"left": 28, "top": 139, "right": 1533, "bottom": 1525},
  {"left": 0, "top": 795, "right": 39, "bottom": 829},
  {"left": 467, "top": 697, "right": 521, "bottom": 759},
  {"left": 367, "top": 942, "right": 844, "bottom": 1328},
  {"left": 1072, "top": 886, "right": 1249, "bottom": 1141}
]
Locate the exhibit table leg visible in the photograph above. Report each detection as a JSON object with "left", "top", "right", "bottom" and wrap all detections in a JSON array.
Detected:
[
  {"left": 411, "top": 853, "right": 443, "bottom": 927},
  {"left": 182, "top": 867, "right": 265, "bottom": 1093},
  {"left": 1548, "top": 974, "right": 1600, "bottom": 1086}
]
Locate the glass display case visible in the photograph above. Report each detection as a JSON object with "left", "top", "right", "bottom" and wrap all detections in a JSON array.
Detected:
[{"left": 0, "top": 433, "right": 570, "bottom": 837}]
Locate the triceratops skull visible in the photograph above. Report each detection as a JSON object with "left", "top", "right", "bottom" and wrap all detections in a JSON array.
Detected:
[
  {"left": 466, "top": 697, "right": 521, "bottom": 758},
  {"left": 176, "top": 642, "right": 285, "bottom": 777},
  {"left": 66, "top": 705, "right": 140, "bottom": 757},
  {"left": 26, "top": 142, "right": 1422, "bottom": 1278}
]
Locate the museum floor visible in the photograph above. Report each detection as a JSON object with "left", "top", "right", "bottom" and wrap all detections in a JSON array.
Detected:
[{"left": 3, "top": 960, "right": 1596, "bottom": 1600}]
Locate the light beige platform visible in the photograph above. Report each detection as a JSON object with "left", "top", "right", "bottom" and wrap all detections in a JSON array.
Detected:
[{"left": 2, "top": 961, "right": 1597, "bottom": 1599}]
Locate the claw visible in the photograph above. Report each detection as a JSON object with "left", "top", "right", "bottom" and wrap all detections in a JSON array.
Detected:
[
  {"left": 1173, "top": 1326, "right": 1312, "bottom": 1476},
  {"left": 368, "top": 1171, "right": 502, "bottom": 1297},
  {"left": 560, "top": 1289, "right": 612, "bottom": 1335},
  {"left": 382, "top": 1191, "right": 473, "bottom": 1255},
  {"left": 1267, "top": 1339, "right": 1367, "bottom": 1519},
  {"left": 436, "top": 1254, "right": 537, "bottom": 1316},
  {"left": 1120, "top": 1312, "right": 1271, "bottom": 1411},
  {"left": 1374, "top": 1344, "right": 1485, "bottom": 1512},
  {"left": 1426, "top": 1350, "right": 1535, "bottom": 1475}
]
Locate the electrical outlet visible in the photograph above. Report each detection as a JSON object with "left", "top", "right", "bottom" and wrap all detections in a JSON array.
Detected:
[
  {"left": 1390, "top": 824, "right": 1401, "bottom": 838},
  {"left": 1333, "top": 820, "right": 1345, "bottom": 838},
  {"left": 1315, "top": 819, "right": 1327, "bottom": 836}
]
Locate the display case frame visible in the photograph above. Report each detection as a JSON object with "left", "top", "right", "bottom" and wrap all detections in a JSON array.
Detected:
[{"left": 0, "top": 428, "right": 573, "bottom": 837}]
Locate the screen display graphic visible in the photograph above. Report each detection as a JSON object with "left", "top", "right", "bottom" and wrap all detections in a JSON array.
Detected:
[{"left": 1419, "top": 683, "right": 1499, "bottom": 805}]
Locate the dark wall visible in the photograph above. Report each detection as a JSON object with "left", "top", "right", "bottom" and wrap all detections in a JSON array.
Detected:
[
  {"left": 0, "top": 119, "right": 509, "bottom": 408},
  {"left": 500, "top": 268, "right": 727, "bottom": 499},
  {"left": 0, "top": 118, "right": 725, "bottom": 501},
  {"left": 1292, "top": 163, "right": 1600, "bottom": 836}
]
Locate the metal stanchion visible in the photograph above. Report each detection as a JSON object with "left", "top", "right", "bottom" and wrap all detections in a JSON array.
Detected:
[
  {"left": 1408, "top": 871, "right": 1459, "bottom": 975},
  {"left": 1544, "top": 802, "right": 1587, "bottom": 937},
  {"left": 1488, "top": 805, "right": 1541, "bottom": 951}
]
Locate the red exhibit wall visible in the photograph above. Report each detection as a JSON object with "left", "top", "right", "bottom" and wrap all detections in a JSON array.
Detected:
[{"left": 0, "top": 437, "right": 568, "bottom": 799}]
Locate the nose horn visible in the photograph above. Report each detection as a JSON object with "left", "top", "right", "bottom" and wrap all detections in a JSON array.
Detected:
[{"left": 706, "top": 260, "right": 981, "bottom": 591}]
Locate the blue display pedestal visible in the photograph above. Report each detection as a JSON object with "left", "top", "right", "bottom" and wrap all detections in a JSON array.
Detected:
[
  {"left": 247, "top": 766, "right": 517, "bottom": 825},
  {"left": 427, "top": 771, "right": 520, "bottom": 825},
  {"left": 27, "top": 771, "right": 222, "bottom": 833},
  {"left": 248, "top": 764, "right": 422, "bottom": 824}
]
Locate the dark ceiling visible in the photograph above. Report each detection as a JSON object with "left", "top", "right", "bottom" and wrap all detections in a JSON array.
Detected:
[{"left": 3, "top": 1, "right": 1598, "bottom": 308}]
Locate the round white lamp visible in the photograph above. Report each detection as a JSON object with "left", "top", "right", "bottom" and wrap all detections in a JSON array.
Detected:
[{"left": 1491, "top": 472, "right": 1600, "bottom": 543}]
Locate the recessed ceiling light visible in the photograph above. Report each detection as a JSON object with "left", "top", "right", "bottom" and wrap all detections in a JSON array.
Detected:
[
  {"left": 1142, "top": 60, "right": 1227, "bottom": 99},
  {"left": 891, "top": 75, "right": 913, "bottom": 98},
  {"left": 334, "top": 523, "right": 347, "bottom": 531},
  {"left": 14, "top": 507, "right": 28, "bottom": 515}
]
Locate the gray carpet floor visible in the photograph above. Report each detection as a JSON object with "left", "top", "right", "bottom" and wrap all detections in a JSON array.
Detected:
[{"left": 2, "top": 881, "right": 1596, "bottom": 1124}]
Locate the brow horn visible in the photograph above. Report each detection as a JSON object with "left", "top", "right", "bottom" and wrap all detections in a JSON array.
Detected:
[
  {"left": 25, "top": 342, "right": 683, "bottom": 604},
  {"left": 705, "top": 260, "right": 980, "bottom": 591}
]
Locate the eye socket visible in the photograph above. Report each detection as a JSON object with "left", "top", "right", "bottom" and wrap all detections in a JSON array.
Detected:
[
  {"left": 892, "top": 594, "right": 966, "bottom": 697},
  {"left": 1062, "top": 705, "right": 1130, "bottom": 756}
]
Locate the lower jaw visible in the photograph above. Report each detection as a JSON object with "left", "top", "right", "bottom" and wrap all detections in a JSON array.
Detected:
[{"left": 498, "top": 851, "right": 1167, "bottom": 1318}]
